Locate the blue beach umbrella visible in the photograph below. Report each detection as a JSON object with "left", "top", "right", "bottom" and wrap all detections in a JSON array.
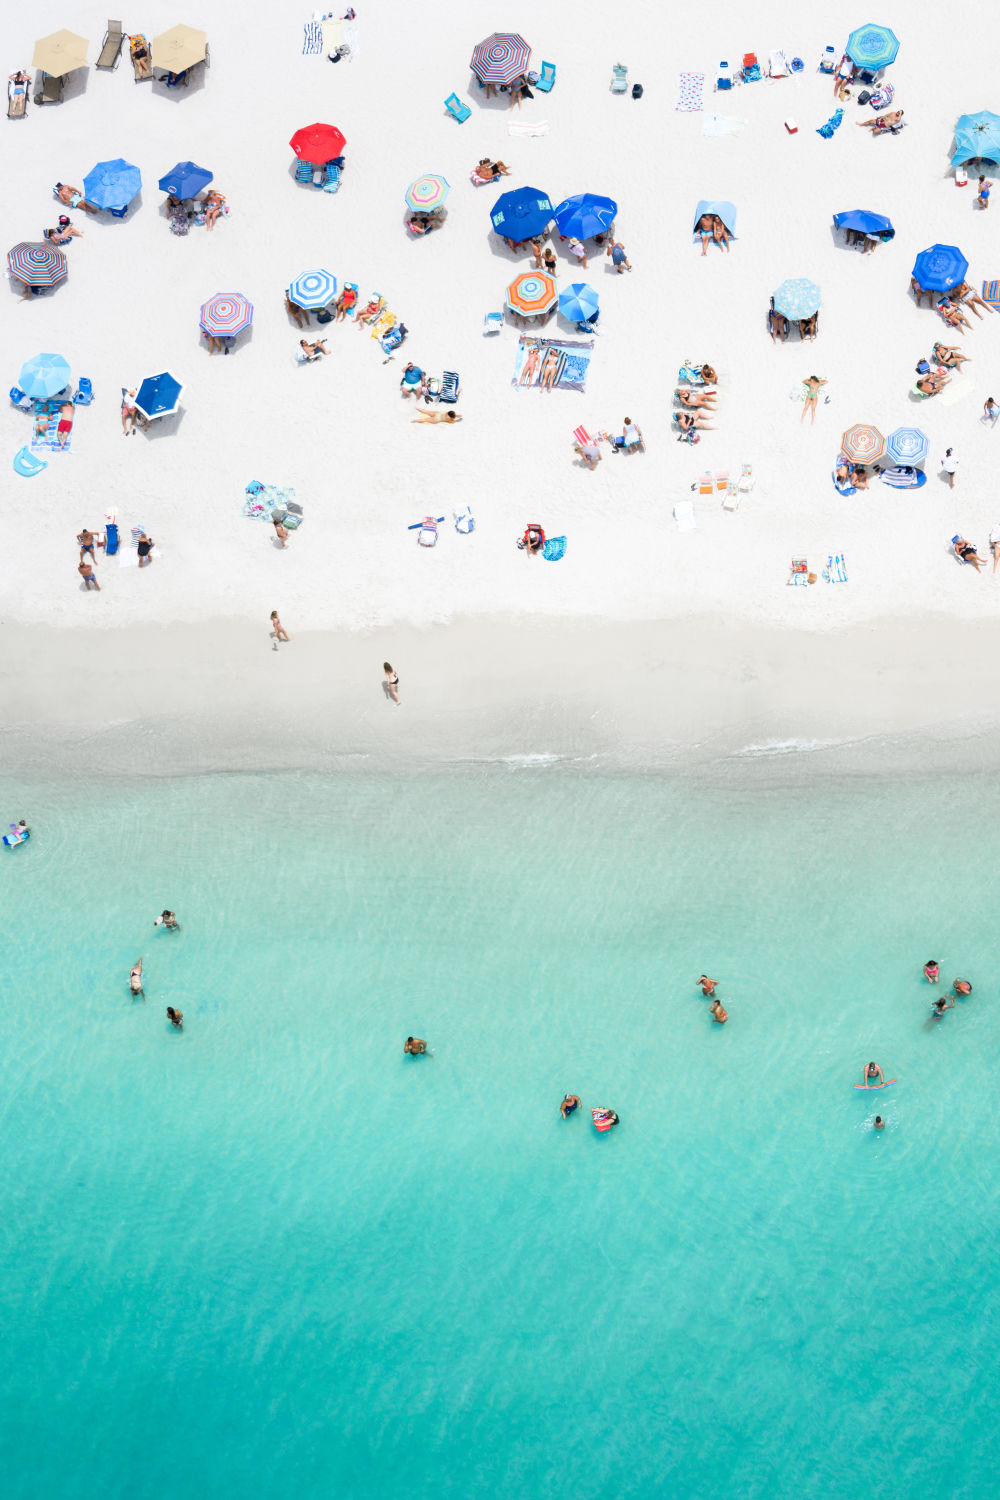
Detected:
[
  {"left": 772, "top": 278, "right": 821, "bottom": 320},
  {"left": 491, "top": 186, "right": 554, "bottom": 242},
  {"left": 553, "top": 194, "right": 618, "bottom": 240},
  {"left": 951, "top": 111, "right": 1000, "bottom": 167},
  {"left": 832, "top": 209, "right": 894, "bottom": 238},
  {"left": 134, "top": 371, "right": 184, "bottom": 421},
  {"left": 845, "top": 23, "right": 899, "bottom": 72},
  {"left": 886, "top": 427, "right": 929, "bottom": 466},
  {"left": 287, "top": 268, "right": 337, "bottom": 308},
  {"left": 82, "top": 158, "right": 142, "bottom": 210},
  {"left": 19, "top": 352, "right": 71, "bottom": 399},
  {"left": 158, "top": 160, "right": 213, "bottom": 198},
  {"left": 912, "top": 244, "right": 968, "bottom": 292},
  {"left": 558, "top": 283, "right": 600, "bottom": 323}
]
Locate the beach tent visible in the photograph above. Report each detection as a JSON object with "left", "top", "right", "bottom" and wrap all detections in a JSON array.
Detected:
[
  {"left": 692, "top": 200, "right": 737, "bottom": 240},
  {"left": 773, "top": 278, "right": 821, "bottom": 319},
  {"left": 841, "top": 424, "right": 885, "bottom": 463},
  {"left": 158, "top": 161, "right": 212, "bottom": 198},
  {"left": 553, "top": 194, "right": 618, "bottom": 240},
  {"left": 506, "top": 272, "right": 557, "bottom": 317},
  {"left": 151, "top": 24, "right": 207, "bottom": 73},
  {"left": 290, "top": 123, "right": 346, "bottom": 162},
  {"left": 7, "top": 242, "right": 68, "bottom": 288},
  {"left": 558, "top": 284, "right": 600, "bottom": 323},
  {"left": 951, "top": 111, "right": 1000, "bottom": 167},
  {"left": 405, "top": 175, "right": 450, "bottom": 213},
  {"left": 19, "top": 353, "right": 71, "bottom": 399},
  {"left": 32, "top": 29, "right": 88, "bottom": 75},
  {"left": 287, "top": 269, "right": 337, "bottom": 308},
  {"left": 885, "top": 427, "right": 928, "bottom": 466},
  {"left": 471, "top": 32, "right": 530, "bottom": 85},
  {"left": 912, "top": 244, "right": 968, "bottom": 292},
  {"left": 135, "top": 372, "right": 184, "bottom": 420},
  {"left": 83, "top": 159, "right": 142, "bottom": 210},
  {"left": 845, "top": 23, "right": 899, "bottom": 73},
  {"left": 491, "top": 187, "right": 554, "bottom": 241},
  {"left": 200, "top": 293, "right": 253, "bottom": 338},
  {"left": 832, "top": 209, "right": 894, "bottom": 239}
]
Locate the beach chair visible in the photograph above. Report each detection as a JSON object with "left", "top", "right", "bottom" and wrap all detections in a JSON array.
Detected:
[
  {"left": 130, "top": 35, "right": 152, "bottom": 81},
  {"left": 715, "top": 61, "right": 731, "bottom": 91},
  {"left": 439, "top": 371, "right": 460, "bottom": 404},
  {"left": 697, "top": 472, "right": 714, "bottom": 495},
  {"left": 96, "top": 20, "right": 124, "bottom": 70},
  {"left": 7, "top": 76, "right": 28, "bottom": 116},
  {"left": 381, "top": 322, "right": 407, "bottom": 355},
  {"left": 323, "top": 161, "right": 341, "bottom": 194},
  {"left": 294, "top": 159, "right": 314, "bottom": 184},
  {"left": 484, "top": 309, "right": 504, "bottom": 334},
  {"left": 454, "top": 507, "right": 475, "bottom": 534},
  {"left": 611, "top": 63, "right": 628, "bottom": 93},
  {"left": 535, "top": 61, "right": 556, "bottom": 93},
  {"left": 741, "top": 54, "right": 762, "bottom": 83},
  {"left": 412, "top": 516, "right": 443, "bottom": 546},
  {"left": 33, "top": 73, "right": 63, "bottom": 106},
  {"left": 444, "top": 93, "right": 471, "bottom": 123},
  {"left": 74, "top": 377, "right": 94, "bottom": 406},
  {"left": 673, "top": 501, "right": 698, "bottom": 532},
  {"left": 9, "top": 386, "right": 32, "bottom": 411},
  {"left": 738, "top": 464, "right": 755, "bottom": 491},
  {"left": 818, "top": 45, "right": 836, "bottom": 74},
  {"left": 722, "top": 482, "right": 740, "bottom": 512}
]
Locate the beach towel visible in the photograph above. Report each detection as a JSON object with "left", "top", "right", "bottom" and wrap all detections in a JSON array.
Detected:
[
  {"left": 982, "top": 280, "right": 1000, "bottom": 306},
  {"left": 701, "top": 113, "right": 747, "bottom": 137},
  {"left": 816, "top": 108, "right": 844, "bottom": 139},
  {"left": 788, "top": 558, "right": 810, "bottom": 586},
  {"left": 673, "top": 502, "right": 698, "bottom": 531},
  {"left": 542, "top": 535, "right": 567, "bottom": 561},
  {"left": 302, "top": 20, "right": 322, "bottom": 54},
  {"left": 244, "top": 481, "right": 296, "bottom": 521},
  {"left": 31, "top": 409, "right": 72, "bottom": 453},
  {"left": 508, "top": 119, "right": 550, "bottom": 137},
  {"left": 104, "top": 523, "right": 119, "bottom": 556},
  {"left": 321, "top": 19, "right": 341, "bottom": 55},
  {"left": 821, "top": 554, "right": 848, "bottom": 583},
  {"left": 119, "top": 544, "right": 161, "bottom": 569},
  {"left": 512, "top": 336, "right": 593, "bottom": 393},
  {"left": 675, "top": 72, "right": 705, "bottom": 111}
]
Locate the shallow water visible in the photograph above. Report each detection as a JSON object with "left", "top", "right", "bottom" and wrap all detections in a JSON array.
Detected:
[{"left": 2, "top": 765, "right": 999, "bottom": 1498}]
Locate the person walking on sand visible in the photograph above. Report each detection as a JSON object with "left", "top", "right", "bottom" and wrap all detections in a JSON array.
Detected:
[
  {"left": 383, "top": 662, "right": 401, "bottom": 705},
  {"left": 990, "top": 523, "right": 1000, "bottom": 572},
  {"left": 270, "top": 610, "right": 291, "bottom": 642},
  {"left": 78, "top": 560, "right": 100, "bottom": 591},
  {"left": 129, "top": 958, "right": 145, "bottom": 997},
  {"left": 942, "top": 448, "right": 958, "bottom": 488},
  {"left": 984, "top": 396, "right": 999, "bottom": 426},
  {"left": 607, "top": 239, "right": 631, "bottom": 273},
  {"left": 273, "top": 518, "right": 289, "bottom": 548},
  {"left": 567, "top": 237, "right": 588, "bottom": 270},
  {"left": 78, "top": 529, "right": 98, "bottom": 565},
  {"left": 801, "top": 375, "right": 827, "bottom": 424}
]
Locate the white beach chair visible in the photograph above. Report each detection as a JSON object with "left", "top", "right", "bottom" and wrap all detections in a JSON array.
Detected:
[{"left": 738, "top": 463, "right": 755, "bottom": 491}]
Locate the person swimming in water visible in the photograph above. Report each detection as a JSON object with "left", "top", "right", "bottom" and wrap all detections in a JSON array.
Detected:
[
  {"left": 698, "top": 975, "right": 718, "bottom": 996},
  {"left": 953, "top": 979, "right": 972, "bottom": 997},
  {"left": 154, "top": 910, "right": 180, "bottom": 930},
  {"left": 594, "top": 1108, "right": 619, "bottom": 1128},
  {"left": 166, "top": 1007, "right": 183, "bottom": 1028},
  {"left": 923, "top": 960, "right": 940, "bottom": 984},
  {"left": 874, "top": 1116, "right": 885, "bottom": 1131},
  {"left": 710, "top": 999, "right": 728, "bottom": 1024},
  {"left": 404, "top": 1037, "right": 427, "bottom": 1054},
  {"left": 861, "top": 1061, "right": 884, "bottom": 1088},
  {"left": 129, "top": 958, "right": 144, "bottom": 997},
  {"left": 560, "top": 1094, "right": 581, "bottom": 1118},
  {"left": 932, "top": 996, "right": 955, "bottom": 1017}
]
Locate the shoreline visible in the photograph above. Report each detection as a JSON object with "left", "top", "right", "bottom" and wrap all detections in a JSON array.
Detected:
[{"left": 4, "top": 613, "right": 1000, "bottom": 781}]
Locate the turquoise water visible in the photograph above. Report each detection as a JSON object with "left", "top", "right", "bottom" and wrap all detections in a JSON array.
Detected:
[{"left": 3, "top": 765, "right": 999, "bottom": 1499}]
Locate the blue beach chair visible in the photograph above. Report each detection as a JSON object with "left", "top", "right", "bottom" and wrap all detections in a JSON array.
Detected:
[
  {"left": 74, "top": 377, "right": 93, "bottom": 406},
  {"left": 484, "top": 309, "right": 504, "bottom": 334},
  {"left": 439, "top": 370, "right": 460, "bottom": 404},
  {"left": 323, "top": 161, "right": 341, "bottom": 194},
  {"left": 536, "top": 61, "right": 556, "bottom": 92},
  {"left": 445, "top": 93, "right": 471, "bottom": 123},
  {"left": 295, "top": 159, "right": 314, "bottom": 184},
  {"left": 611, "top": 63, "right": 628, "bottom": 93}
]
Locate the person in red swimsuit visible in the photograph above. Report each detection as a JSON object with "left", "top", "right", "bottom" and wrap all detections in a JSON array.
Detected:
[{"left": 56, "top": 403, "right": 74, "bottom": 448}]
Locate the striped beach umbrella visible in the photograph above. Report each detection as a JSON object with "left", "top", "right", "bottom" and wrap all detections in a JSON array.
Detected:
[
  {"left": 470, "top": 32, "right": 530, "bottom": 85},
  {"left": 885, "top": 427, "right": 929, "bottom": 465},
  {"left": 558, "top": 283, "right": 599, "bottom": 323},
  {"left": 289, "top": 123, "right": 346, "bottom": 162},
  {"left": 19, "top": 353, "right": 71, "bottom": 399},
  {"left": 912, "top": 244, "right": 968, "bottom": 292},
  {"left": 7, "top": 241, "right": 68, "bottom": 287},
  {"left": 841, "top": 424, "right": 885, "bottom": 463},
  {"left": 846, "top": 23, "right": 899, "bottom": 72},
  {"left": 773, "top": 278, "right": 821, "bottom": 320},
  {"left": 83, "top": 159, "right": 142, "bottom": 210},
  {"left": 200, "top": 292, "right": 254, "bottom": 338},
  {"left": 506, "top": 271, "right": 557, "bottom": 317},
  {"left": 405, "top": 175, "right": 450, "bottom": 213},
  {"left": 135, "top": 372, "right": 184, "bottom": 421},
  {"left": 287, "top": 268, "right": 337, "bottom": 309},
  {"left": 553, "top": 194, "right": 618, "bottom": 240}
]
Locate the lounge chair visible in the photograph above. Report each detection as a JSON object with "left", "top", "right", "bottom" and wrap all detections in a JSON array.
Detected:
[
  {"left": 445, "top": 93, "right": 471, "bottom": 123},
  {"left": 7, "top": 76, "right": 28, "bottom": 117},
  {"left": 9, "top": 386, "right": 32, "bottom": 410},
  {"left": 715, "top": 61, "right": 731, "bottom": 91},
  {"left": 96, "top": 20, "right": 124, "bottom": 70},
  {"left": 673, "top": 501, "right": 697, "bottom": 531},
  {"left": 738, "top": 464, "right": 754, "bottom": 491},
  {"left": 484, "top": 310, "right": 504, "bottom": 334},
  {"left": 741, "top": 53, "right": 762, "bottom": 83},
  {"left": 818, "top": 45, "right": 836, "bottom": 74},
  {"left": 295, "top": 159, "right": 314, "bottom": 184},
  {"left": 611, "top": 63, "right": 628, "bottom": 94},
  {"left": 323, "top": 161, "right": 341, "bottom": 194},
  {"left": 535, "top": 61, "right": 555, "bottom": 93},
  {"left": 130, "top": 35, "right": 153, "bottom": 82},
  {"left": 439, "top": 371, "right": 460, "bottom": 404},
  {"left": 33, "top": 73, "right": 63, "bottom": 106}
]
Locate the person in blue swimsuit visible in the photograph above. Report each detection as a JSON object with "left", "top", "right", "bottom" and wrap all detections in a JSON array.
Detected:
[
  {"left": 978, "top": 176, "right": 992, "bottom": 209},
  {"left": 560, "top": 1095, "right": 580, "bottom": 1119}
]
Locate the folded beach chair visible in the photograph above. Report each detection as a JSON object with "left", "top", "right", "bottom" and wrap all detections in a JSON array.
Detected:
[
  {"left": 439, "top": 371, "right": 460, "bottom": 404},
  {"left": 34, "top": 73, "right": 63, "bottom": 106},
  {"left": 673, "top": 501, "right": 698, "bottom": 532},
  {"left": 536, "top": 61, "right": 556, "bottom": 93},
  {"left": 611, "top": 64, "right": 628, "bottom": 94},
  {"left": 96, "top": 20, "right": 124, "bottom": 70},
  {"left": 444, "top": 93, "right": 471, "bottom": 123}
]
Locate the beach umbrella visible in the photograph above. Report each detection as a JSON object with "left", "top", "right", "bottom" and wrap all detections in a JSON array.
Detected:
[
  {"left": 558, "top": 283, "right": 600, "bottom": 323},
  {"left": 158, "top": 161, "right": 213, "bottom": 198},
  {"left": 151, "top": 24, "right": 207, "bottom": 73},
  {"left": 19, "top": 353, "right": 71, "bottom": 400},
  {"left": 83, "top": 159, "right": 142, "bottom": 211},
  {"left": 32, "top": 29, "right": 88, "bottom": 76},
  {"left": 772, "top": 278, "right": 821, "bottom": 320},
  {"left": 912, "top": 244, "right": 968, "bottom": 292},
  {"left": 289, "top": 123, "right": 346, "bottom": 162},
  {"left": 134, "top": 372, "right": 184, "bottom": 421},
  {"left": 491, "top": 187, "right": 554, "bottom": 242},
  {"left": 405, "top": 175, "right": 450, "bottom": 213},
  {"left": 200, "top": 292, "right": 254, "bottom": 338},
  {"left": 832, "top": 209, "right": 894, "bottom": 238},
  {"left": 841, "top": 424, "right": 885, "bottom": 463},
  {"left": 7, "top": 241, "right": 68, "bottom": 288},
  {"left": 951, "top": 110, "right": 1000, "bottom": 167},
  {"left": 845, "top": 23, "right": 899, "bottom": 72},
  {"left": 287, "top": 269, "right": 337, "bottom": 308},
  {"left": 506, "top": 272, "right": 557, "bottom": 317},
  {"left": 470, "top": 32, "right": 530, "bottom": 85},
  {"left": 886, "top": 427, "right": 929, "bottom": 466},
  {"left": 553, "top": 194, "right": 619, "bottom": 241}
]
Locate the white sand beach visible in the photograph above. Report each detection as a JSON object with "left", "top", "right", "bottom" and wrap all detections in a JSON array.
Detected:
[{"left": 4, "top": 1, "right": 1000, "bottom": 762}]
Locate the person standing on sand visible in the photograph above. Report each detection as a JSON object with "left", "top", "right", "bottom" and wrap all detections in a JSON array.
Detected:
[
  {"left": 801, "top": 375, "right": 827, "bottom": 424},
  {"left": 978, "top": 175, "right": 992, "bottom": 209},
  {"left": 383, "top": 662, "right": 401, "bottom": 705},
  {"left": 78, "top": 561, "right": 100, "bottom": 591},
  {"left": 270, "top": 610, "right": 291, "bottom": 642},
  {"left": 941, "top": 449, "right": 958, "bottom": 488},
  {"left": 984, "top": 397, "right": 999, "bottom": 426},
  {"left": 273, "top": 518, "right": 290, "bottom": 548},
  {"left": 607, "top": 239, "right": 631, "bottom": 273}
]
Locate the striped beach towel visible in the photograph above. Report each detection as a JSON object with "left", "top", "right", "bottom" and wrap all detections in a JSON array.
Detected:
[
  {"left": 302, "top": 21, "right": 322, "bottom": 55},
  {"left": 982, "top": 280, "right": 1000, "bottom": 306},
  {"left": 508, "top": 120, "right": 550, "bottom": 136},
  {"left": 675, "top": 72, "right": 705, "bottom": 111}
]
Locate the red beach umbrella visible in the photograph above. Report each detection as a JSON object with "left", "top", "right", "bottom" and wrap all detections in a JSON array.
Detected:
[{"left": 289, "top": 123, "right": 346, "bottom": 162}]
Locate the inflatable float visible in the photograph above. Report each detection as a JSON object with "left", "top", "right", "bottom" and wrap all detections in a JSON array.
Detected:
[
  {"left": 592, "top": 1107, "right": 618, "bottom": 1132},
  {"left": 3, "top": 822, "right": 30, "bottom": 848}
]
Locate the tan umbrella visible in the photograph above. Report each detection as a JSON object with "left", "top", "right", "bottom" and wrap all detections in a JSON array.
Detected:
[
  {"left": 152, "top": 24, "right": 207, "bottom": 73},
  {"left": 32, "top": 29, "right": 89, "bottom": 76}
]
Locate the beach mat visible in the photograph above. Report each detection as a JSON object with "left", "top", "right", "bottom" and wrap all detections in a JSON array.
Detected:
[
  {"left": 31, "top": 411, "right": 72, "bottom": 453},
  {"left": 302, "top": 20, "right": 322, "bottom": 54},
  {"left": 119, "top": 545, "right": 162, "bottom": 569},
  {"left": 675, "top": 72, "right": 705, "bottom": 111},
  {"left": 508, "top": 120, "right": 550, "bottom": 136},
  {"left": 512, "top": 336, "right": 593, "bottom": 393},
  {"left": 702, "top": 113, "right": 747, "bottom": 137}
]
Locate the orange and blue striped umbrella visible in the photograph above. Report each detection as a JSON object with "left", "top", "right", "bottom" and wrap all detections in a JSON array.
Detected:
[
  {"left": 840, "top": 424, "right": 885, "bottom": 463},
  {"left": 506, "top": 272, "right": 557, "bottom": 317}
]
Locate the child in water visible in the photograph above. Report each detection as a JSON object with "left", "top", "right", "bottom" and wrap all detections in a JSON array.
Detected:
[
  {"left": 874, "top": 1116, "right": 885, "bottom": 1131},
  {"left": 923, "top": 960, "right": 940, "bottom": 984}
]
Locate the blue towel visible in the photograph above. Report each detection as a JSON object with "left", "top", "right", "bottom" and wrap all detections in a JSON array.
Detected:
[
  {"left": 542, "top": 536, "right": 567, "bottom": 561},
  {"left": 816, "top": 108, "right": 844, "bottom": 139},
  {"left": 302, "top": 21, "right": 322, "bottom": 55},
  {"left": 105, "top": 523, "right": 119, "bottom": 556}
]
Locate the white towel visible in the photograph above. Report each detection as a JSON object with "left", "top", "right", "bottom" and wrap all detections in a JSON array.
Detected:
[
  {"left": 119, "top": 545, "right": 162, "bottom": 569},
  {"left": 701, "top": 113, "right": 747, "bottom": 137},
  {"left": 508, "top": 120, "right": 550, "bottom": 136},
  {"left": 673, "top": 502, "right": 698, "bottom": 532}
]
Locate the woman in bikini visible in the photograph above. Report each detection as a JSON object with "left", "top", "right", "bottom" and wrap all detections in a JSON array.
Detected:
[
  {"left": 411, "top": 410, "right": 462, "bottom": 424},
  {"left": 933, "top": 342, "right": 971, "bottom": 371},
  {"left": 800, "top": 375, "right": 827, "bottom": 424},
  {"left": 539, "top": 347, "right": 562, "bottom": 391},
  {"left": 202, "top": 189, "right": 226, "bottom": 230},
  {"left": 129, "top": 958, "right": 145, "bottom": 997},
  {"left": 677, "top": 388, "right": 717, "bottom": 409},
  {"left": 383, "top": 663, "right": 401, "bottom": 706}
]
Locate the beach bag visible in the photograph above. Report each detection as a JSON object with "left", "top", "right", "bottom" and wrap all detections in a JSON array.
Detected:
[
  {"left": 857, "top": 89, "right": 871, "bottom": 105},
  {"left": 632, "top": 83, "right": 643, "bottom": 98}
]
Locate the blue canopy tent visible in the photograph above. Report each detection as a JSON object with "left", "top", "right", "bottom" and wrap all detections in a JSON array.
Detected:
[
  {"left": 490, "top": 187, "right": 554, "bottom": 242},
  {"left": 912, "top": 244, "right": 968, "bottom": 292},
  {"left": 158, "top": 161, "right": 213, "bottom": 199},
  {"left": 82, "top": 158, "right": 142, "bottom": 211},
  {"left": 692, "top": 200, "right": 737, "bottom": 240},
  {"left": 552, "top": 194, "right": 618, "bottom": 240},
  {"left": 833, "top": 209, "right": 894, "bottom": 240},
  {"left": 845, "top": 23, "right": 899, "bottom": 74},
  {"left": 951, "top": 111, "right": 1000, "bottom": 167}
]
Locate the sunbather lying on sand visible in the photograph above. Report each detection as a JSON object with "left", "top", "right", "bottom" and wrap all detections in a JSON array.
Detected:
[
  {"left": 411, "top": 410, "right": 462, "bottom": 424},
  {"left": 916, "top": 372, "right": 950, "bottom": 395},
  {"left": 674, "top": 412, "right": 714, "bottom": 433},
  {"left": 676, "top": 388, "right": 716, "bottom": 408},
  {"left": 858, "top": 109, "right": 904, "bottom": 131}
]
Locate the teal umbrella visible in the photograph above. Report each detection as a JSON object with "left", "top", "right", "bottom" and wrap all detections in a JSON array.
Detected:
[
  {"left": 773, "top": 278, "right": 821, "bottom": 320},
  {"left": 19, "top": 352, "right": 71, "bottom": 398},
  {"left": 951, "top": 111, "right": 1000, "bottom": 167},
  {"left": 846, "top": 23, "right": 899, "bottom": 72}
]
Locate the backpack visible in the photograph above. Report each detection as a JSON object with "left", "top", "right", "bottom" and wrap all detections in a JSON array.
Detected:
[{"left": 632, "top": 83, "right": 643, "bottom": 99}]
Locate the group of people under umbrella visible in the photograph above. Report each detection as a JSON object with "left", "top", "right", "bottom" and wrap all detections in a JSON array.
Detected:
[
  {"left": 768, "top": 278, "right": 821, "bottom": 343},
  {"left": 490, "top": 190, "right": 625, "bottom": 331},
  {"left": 27, "top": 23, "right": 207, "bottom": 94},
  {"left": 835, "top": 423, "right": 930, "bottom": 493},
  {"left": 910, "top": 242, "right": 995, "bottom": 348}
]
